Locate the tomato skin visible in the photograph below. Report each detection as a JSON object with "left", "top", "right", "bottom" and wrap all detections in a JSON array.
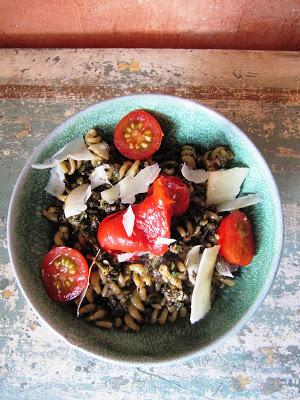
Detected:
[
  {"left": 97, "top": 177, "right": 173, "bottom": 256},
  {"left": 114, "top": 110, "right": 163, "bottom": 160},
  {"left": 41, "top": 246, "right": 89, "bottom": 302},
  {"left": 218, "top": 211, "right": 255, "bottom": 266},
  {"left": 148, "top": 176, "right": 190, "bottom": 216}
]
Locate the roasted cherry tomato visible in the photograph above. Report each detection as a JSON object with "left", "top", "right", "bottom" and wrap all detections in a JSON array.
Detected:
[
  {"left": 218, "top": 211, "right": 255, "bottom": 266},
  {"left": 41, "top": 246, "right": 89, "bottom": 302},
  {"left": 148, "top": 176, "right": 190, "bottom": 216},
  {"left": 97, "top": 177, "right": 173, "bottom": 256},
  {"left": 114, "top": 110, "right": 163, "bottom": 160}
]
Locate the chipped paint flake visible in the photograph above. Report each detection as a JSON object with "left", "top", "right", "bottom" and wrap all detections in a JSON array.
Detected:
[
  {"left": 2, "top": 288, "right": 14, "bottom": 299},
  {"left": 261, "top": 347, "right": 274, "bottom": 364},
  {"left": 117, "top": 60, "right": 140, "bottom": 72},
  {"left": 234, "top": 374, "right": 252, "bottom": 390}
]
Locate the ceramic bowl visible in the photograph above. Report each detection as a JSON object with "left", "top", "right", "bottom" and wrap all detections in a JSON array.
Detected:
[{"left": 7, "top": 94, "right": 283, "bottom": 366}]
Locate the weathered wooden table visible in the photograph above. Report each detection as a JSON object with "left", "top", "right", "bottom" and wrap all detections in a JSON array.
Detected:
[{"left": 0, "top": 49, "right": 299, "bottom": 400}]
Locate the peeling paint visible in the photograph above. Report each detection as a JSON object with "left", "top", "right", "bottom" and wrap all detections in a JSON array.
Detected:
[
  {"left": 117, "top": 60, "right": 141, "bottom": 73},
  {"left": 2, "top": 288, "right": 14, "bottom": 299},
  {"left": 233, "top": 374, "right": 252, "bottom": 390}
]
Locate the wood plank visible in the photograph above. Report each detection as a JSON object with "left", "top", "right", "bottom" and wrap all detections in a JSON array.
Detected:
[
  {"left": 0, "top": 49, "right": 299, "bottom": 400},
  {"left": 0, "top": 49, "right": 299, "bottom": 102}
]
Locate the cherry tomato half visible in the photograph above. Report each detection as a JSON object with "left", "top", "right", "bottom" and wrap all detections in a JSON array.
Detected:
[
  {"left": 218, "top": 211, "right": 255, "bottom": 266},
  {"left": 114, "top": 110, "right": 163, "bottom": 160},
  {"left": 41, "top": 246, "right": 89, "bottom": 302},
  {"left": 148, "top": 176, "right": 190, "bottom": 216}
]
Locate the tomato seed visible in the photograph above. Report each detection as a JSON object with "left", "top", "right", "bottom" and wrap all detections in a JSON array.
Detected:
[
  {"left": 144, "top": 130, "right": 152, "bottom": 136},
  {"left": 55, "top": 280, "right": 61, "bottom": 289},
  {"left": 144, "top": 136, "right": 152, "bottom": 142},
  {"left": 140, "top": 142, "right": 149, "bottom": 149}
]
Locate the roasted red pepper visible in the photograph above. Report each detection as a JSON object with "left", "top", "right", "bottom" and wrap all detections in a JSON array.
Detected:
[
  {"left": 148, "top": 175, "right": 190, "bottom": 217},
  {"left": 97, "top": 177, "right": 173, "bottom": 256}
]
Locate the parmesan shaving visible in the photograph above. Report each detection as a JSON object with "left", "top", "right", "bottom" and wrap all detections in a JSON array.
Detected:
[
  {"left": 122, "top": 205, "right": 135, "bottom": 237},
  {"left": 217, "top": 258, "right": 239, "bottom": 277},
  {"left": 101, "top": 181, "right": 122, "bottom": 204},
  {"left": 132, "top": 163, "right": 161, "bottom": 193},
  {"left": 101, "top": 175, "right": 134, "bottom": 204},
  {"left": 155, "top": 238, "right": 176, "bottom": 245},
  {"left": 217, "top": 194, "right": 261, "bottom": 212},
  {"left": 216, "top": 261, "right": 233, "bottom": 278},
  {"left": 119, "top": 175, "right": 136, "bottom": 204},
  {"left": 88, "top": 141, "right": 110, "bottom": 160},
  {"left": 185, "top": 245, "right": 202, "bottom": 285},
  {"left": 206, "top": 167, "right": 249, "bottom": 205},
  {"left": 32, "top": 137, "right": 97, "bottom": 169},
  {"left": 120, "top": 163, "right": 161, "bottom": 204},
  {"left": 101, "top": 163, "right": 161, "bottom": 205},
  {"left": 117, "top": 252, "right": 149, "bottom": 263},
  {"left": 64, "top": 184, "right": 92, "bottom": 218},
  {"left": 181, "top": 163, "right": 209, "bottom": 184},
  {"left": 89, "top": 164, "right": 111, "bottom": 189},
  {"left": 45, "top": 165, "right": 65, "bottom": 196},
  {"left": 190, "top": 245, "right": 220, "bottom": 324}
]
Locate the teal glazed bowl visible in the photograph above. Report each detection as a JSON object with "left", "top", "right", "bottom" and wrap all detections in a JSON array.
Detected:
[{"left": 8, "top": 94, "right": 283, "bottom": 366}]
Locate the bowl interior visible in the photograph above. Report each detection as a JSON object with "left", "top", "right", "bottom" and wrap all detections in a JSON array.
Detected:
[{"left": 8, "top": 94, "right": 283, "bottom": 365}]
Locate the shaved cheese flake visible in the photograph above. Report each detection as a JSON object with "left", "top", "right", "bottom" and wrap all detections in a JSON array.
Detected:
[
  {"left": 119, "top": 175, "right": 135, "bottom": 204},
  {"left": 206, "top": 167, "right": 249, "bottom": 205},
  {"left": 32, "top": 158, "right": 59, "bottom": 170},
  {"left": 216, "top": 257, "right": 239, "bottom": 278},
  {"left": 88, "top": 141, "right": 110, "bottom": 160},
  {"left": 117, "top": 252, "right": 137, "bottom": 263},
  {"left": 185, "top": 245, "right": 202, "bottom": 285},
  {"left": 190, "top": 245, "right": 220, "bottom": 324},
  {"left": 32, "top": 137, "right": 97, "bottom": 169},
  {"left": 155, "top": 238, "right": 176, "bottom": 245},
  {"left": 219, "top": 265, "right": 233, "bottom": 278},
  {"left": 181, "top": 163, "right": 209, "bottom": 184},
  {"left": 117, "top": 252, "right": 149, "bottom": 263},
  {"left": 120, "top": 163, "right": 161, "bottom": 204},
  {"left": 133, "top": 163, "right": 161, "bottom": 193},
  {"left": 101, "top": 163, "right": 161, "bottom": 205},
  {"left": 100, "top": 174, "right": 133, "bottom": 204},
  {"left": 67, "top": 137, "right": 97, "bottom": 161},
  {"left": 216, "top": 259, "right": 233, "bottom": 278},
  {"left": 217, "top": 194, "right": 261, "bottom": 212},
  {"left": 89, "top": 164, "right": 111, "bottom": 189},
  {"left": 122, "top": 205, "right": 135, "bottom": 237},
  {"left": 101, "top": 180, "right": 122, "bottom": 204},
  {"left": 64, "top": 184, "right": 91, "bottom": 218},
  {"left": 45, "top": 165, "right": 65, "bottom": 196}
]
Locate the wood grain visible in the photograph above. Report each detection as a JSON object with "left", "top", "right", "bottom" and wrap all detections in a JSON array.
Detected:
[{"left": 0, "top": 49, "right": 299, "bottom": 400}]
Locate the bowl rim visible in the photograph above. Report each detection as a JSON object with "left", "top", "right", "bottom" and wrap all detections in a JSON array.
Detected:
[{"left": 7, "top": 93, "right": 284, "bottom": 366}]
